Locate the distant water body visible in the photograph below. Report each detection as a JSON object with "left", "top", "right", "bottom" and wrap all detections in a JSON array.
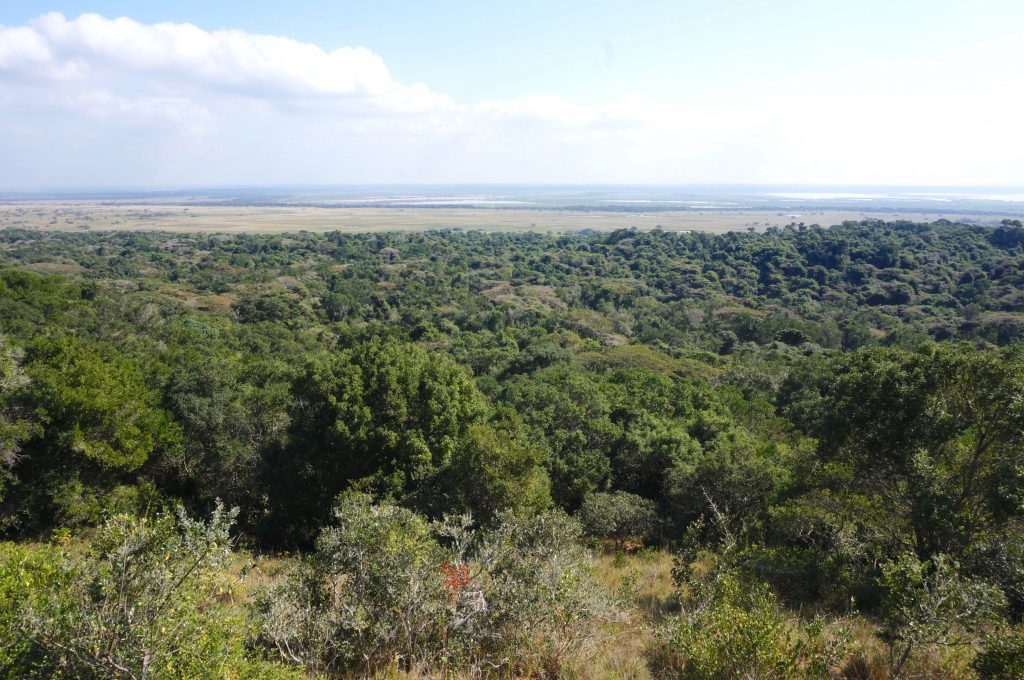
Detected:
[{"left": 3, "top": 185, "right": 1023, "bottom": 214}]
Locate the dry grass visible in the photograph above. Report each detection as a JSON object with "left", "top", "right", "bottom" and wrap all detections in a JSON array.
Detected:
[
  {"left": 215, "top": 546, "right": 988, "bottom": 679},
  {"left": 2, "top": 202, "right": 1011, "bottom": 235},
  {"left": 555, "top": 549, "right": 675, "bottom": 680},
  {"left": 593, "top": 548, "right": 677, "bottom": 620},
  {"left": 839, "top": 619, "right": 979, "bottom": 680},
  {"left": 220, "top": 551, "right": 296, "bottom": 610}
]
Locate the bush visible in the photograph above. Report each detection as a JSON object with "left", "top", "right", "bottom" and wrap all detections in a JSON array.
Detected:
[
  {"left": 651, "top": 570, "right": 851, "bottom": 680},
  {"left": 255, "top": 494, "right": 613, "bottom": 677},
  {"left": 577, "top": 490, "right": 658, "bottom": 548},
  {"left": 973, "top": 628, "right": 1024, "bottom": 679},
  {"left": 0, "top": 502, "right": 294, "bottom": 679},
  {"left": 878, "top": 553, "right": 1006, "bottom": 676},
  {"left": 476, "top": 509, "right": 615, "bottom": 676},
  {"left": 966, "top": 527, "right": 1024, "bottom": 621},
  {"left": 255, "top": 492, "right": 448, "bottom": 674},
  {"left": 0, "top": 542, "right": 64, "bottom": 675}
]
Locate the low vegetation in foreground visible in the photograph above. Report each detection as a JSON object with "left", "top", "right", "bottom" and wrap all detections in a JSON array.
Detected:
[{"left": 0, "top": 219, "right": 1023, "bottom": 678}]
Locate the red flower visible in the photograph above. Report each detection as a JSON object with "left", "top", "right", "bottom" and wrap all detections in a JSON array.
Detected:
[{"left": 440, "top": 560, "right": 471, "bottom": 601}]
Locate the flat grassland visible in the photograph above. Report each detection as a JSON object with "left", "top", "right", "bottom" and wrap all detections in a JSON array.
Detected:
[{"left": 0, "top": 202, "right": 1015, "bottom": 234}]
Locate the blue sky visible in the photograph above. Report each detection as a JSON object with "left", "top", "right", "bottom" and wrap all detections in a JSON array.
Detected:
[{"left": 0, "top": 1, "right": 1022, "bottom": 187}]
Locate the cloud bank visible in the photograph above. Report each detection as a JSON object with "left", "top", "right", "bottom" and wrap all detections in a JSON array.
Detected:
[{"left": 0, "top": 12, "right": 1021, "bottom": 187}]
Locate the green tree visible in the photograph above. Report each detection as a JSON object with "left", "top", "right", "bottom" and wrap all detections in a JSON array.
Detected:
[
  {"left": 25, "top": 336, "right": 178, "bottom": 471},
  {"left": 443, "top": 418, "right": 551, "bottom": 521},
  {"left": 161, "top": 353, "right": 292, "bottom": 528},
  {"left": 500, "top": 367, "right": 619, "bottom": 509},
  {"left": 815, "top": 344, "right": 1024, "bottom": 559},
  {"left": 269, "top": 338, "right": 489, "bottom": 542},
  {"left": 8, "top": 337, "right": 180, "bottom": 529},
  {"left": 0, "top": 336, "right": 39, "bottom": 506},
  {"left": 577, "top": 490, "right": 658, "bottom": 548}
]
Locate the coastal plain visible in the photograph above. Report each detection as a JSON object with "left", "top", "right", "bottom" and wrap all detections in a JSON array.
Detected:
[{"left": 1, "top": 202, "right": 1017, "bottom": 234}]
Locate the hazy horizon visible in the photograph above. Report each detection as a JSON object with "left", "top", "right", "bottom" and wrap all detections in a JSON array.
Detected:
[
  {"left": 3, "top": 183, "right": 1024, "bottom": 195},
  {"left": 4, "top": 184, "right": 1024, "bottom": 220}
]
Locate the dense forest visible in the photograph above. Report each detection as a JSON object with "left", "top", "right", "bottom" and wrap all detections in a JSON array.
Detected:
[{"left": 1, "top": 218, "right": 1024, "bottom": 678}]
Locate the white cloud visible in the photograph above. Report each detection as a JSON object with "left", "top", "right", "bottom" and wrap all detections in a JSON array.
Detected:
[
  {"left": 477, "top": 95, "right": 596, "bottom": 128},
  {"left": 0, "top": 25, "right": 49, "bottom": 66},
  {"left": 1, "top": 13, "right": 453, "bottom": 112},
  {"left": 0, "top": 12, "right": 1020, "bottom": 187}
]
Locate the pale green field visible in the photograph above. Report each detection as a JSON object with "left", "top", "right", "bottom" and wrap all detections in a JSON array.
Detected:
[{"left": 0, "top": 202, "right": 1014, "bottom": 234}]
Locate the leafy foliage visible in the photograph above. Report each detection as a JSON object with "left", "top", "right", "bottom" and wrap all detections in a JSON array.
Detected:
[
  {"left": 1, "top": 503, "right": 296, "bottom": 679},
  {"left": 878, "top": 553, "right": 1006, "bottom": 676},
  {"left": 973, "top": 628, "right": 1024, "bottom": 679},
  {"left": 577, "top": 490, "right": 658, "bottom": 547},
  {"left": 255, "top": 494, "right": 611, "bottom": 677},
  {"left": 652, "top": 569, "right": 851, "bottom": 679}
]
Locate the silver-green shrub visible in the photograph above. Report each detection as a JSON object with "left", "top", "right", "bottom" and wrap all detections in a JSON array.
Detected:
[{"left": 255, "top": 493, "right": 613, "bottom": 677}]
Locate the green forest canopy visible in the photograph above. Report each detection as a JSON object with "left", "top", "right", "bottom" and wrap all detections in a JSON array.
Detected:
[{"left": 0, "top": 218, "right": 1023, "bottom": 678}]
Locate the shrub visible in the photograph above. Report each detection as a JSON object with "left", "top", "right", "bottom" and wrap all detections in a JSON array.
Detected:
[
  {"left": 0, "top": 542, "right": 64, "bottom": 674},
  {"left": 966, "top": 527, "right": 1024, "bottom": 621},
  {"left": 255, "top": 494, "right": 612, "bottom": 677},
  {"left": 577, "top": 490, "right": 658, "bottom": 548},
  {"left": 973, "top": 628, "right": 1024, "bottom": 679},
  {"left": 878, "top": 553, "right": 1006, "bottom": 677},
  {"left": 255, "top": 492, "right": 448, "bottom": 674},
  {"left": 475, "top": 509, "right": 615, "bottom": 676},
  {"left": 651, "top": 570, "right": 851, "bottom": 680},
  {"left": 1, "top": 502, "right": 294, "bottom": 679}
]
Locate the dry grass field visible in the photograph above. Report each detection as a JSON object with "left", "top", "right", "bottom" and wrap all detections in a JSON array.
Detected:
[{"left": 0, "top": 202, "right": 1014, "bottom": 234}]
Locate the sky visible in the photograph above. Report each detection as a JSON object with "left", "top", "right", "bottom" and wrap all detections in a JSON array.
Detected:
[{"left": 0, "top": 1, "right": 1022, "bottom": 189}]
